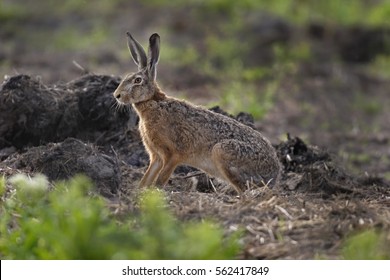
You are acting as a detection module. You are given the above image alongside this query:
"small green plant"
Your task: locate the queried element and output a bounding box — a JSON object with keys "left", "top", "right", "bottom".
{"left": 353, "top": 92, "right": 382, "bottom": 116}
{"left": 160, "top": 43, "right": 199, "bottom": 68}
{"left": 0, "top": 175, "right": 5, "bottom": 196}
{"left": 52, "top": 26, "right": 109, "bottom": 51}
{"left": 217, "top": 77, "right": 277, "bottom": 120}
{"left": 0, "top": 174, "right": 240, "bottom": 259}
{"left": 0, "top": 0, "right": 26, "bottom": 21}
{"left": 342, "top": 229, "right": 390, "bottom": 260}
{"left": 369, "top": 54, "right": 390, "bottom": 79}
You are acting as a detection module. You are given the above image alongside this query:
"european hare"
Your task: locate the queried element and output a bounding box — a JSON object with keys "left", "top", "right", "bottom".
{"left": 113, "top": 32, "right": 280, "bottom": 194}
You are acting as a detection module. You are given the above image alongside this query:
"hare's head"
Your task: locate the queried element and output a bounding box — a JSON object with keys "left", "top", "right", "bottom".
{"left": 114, "top": 32, "right": 160, "bottom": 104}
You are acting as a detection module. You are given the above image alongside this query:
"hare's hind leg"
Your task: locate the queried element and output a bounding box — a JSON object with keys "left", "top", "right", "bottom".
{"left": 211, "top": 141, "right": 246, "bottom": 194}
{"left": 139, "top": 155, "right": 163, "bottom": 188}
{"left": 212, "top": 140, "right": 267, "bottom": 194}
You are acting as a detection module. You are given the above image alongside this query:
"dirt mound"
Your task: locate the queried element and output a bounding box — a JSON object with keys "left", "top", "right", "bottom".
{"left": 276, "top": 134, "right": 353, "bottom": 196}
{"left": 5, "top": 138, "right": 121, "bottom": 197}
{"left": 0, "top": 74, "right": 136, "bottom": 150}
{"left": 0, "top": 75, "right": 64, "bottom": 148}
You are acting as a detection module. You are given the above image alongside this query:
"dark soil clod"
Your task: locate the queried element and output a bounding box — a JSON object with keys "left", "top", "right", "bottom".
{"left": 277, "top": 133, "right": 330, "bottom": 173}
{"left": 13, "top": 138, "right": 121, "bottom": 197}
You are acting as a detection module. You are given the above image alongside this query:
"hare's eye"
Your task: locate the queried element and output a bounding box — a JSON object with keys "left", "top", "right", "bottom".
{"left": 134, "top": 77, "right": 142, "bottom": 84}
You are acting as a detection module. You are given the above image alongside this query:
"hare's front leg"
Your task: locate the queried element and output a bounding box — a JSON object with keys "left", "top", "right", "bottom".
{"left": 155, "top": 156, "right": 181, "bottom": 187}
{"left": 139, "top": 155, "right": 163, "bottom": 188}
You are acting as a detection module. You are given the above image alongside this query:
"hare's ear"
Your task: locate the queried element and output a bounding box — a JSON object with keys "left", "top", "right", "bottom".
{"left": 148, "top": 33, "right": 160, "bottom": 80}
{"left": 126, "top": 32, "right": 147, "bottom": 70}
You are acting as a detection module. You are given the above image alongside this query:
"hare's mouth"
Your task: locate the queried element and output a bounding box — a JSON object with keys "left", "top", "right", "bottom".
{"left": 115, "top": 98, "right": 126, "bottom": 105}
{"left": 113, "top": 94, "right": 125, "bottom": 104}
{"left": 117, "top": 98, "right": 132, "bottom": 106}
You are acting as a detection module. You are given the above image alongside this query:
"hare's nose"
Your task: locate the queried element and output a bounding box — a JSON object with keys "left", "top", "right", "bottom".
{"left": 113, "top": 90, "right": 121, "bottom": 99}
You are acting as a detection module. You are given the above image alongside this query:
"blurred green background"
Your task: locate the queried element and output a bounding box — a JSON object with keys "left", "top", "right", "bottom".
{"left": 1, "top": 0, "right": 389, "bottom": 179}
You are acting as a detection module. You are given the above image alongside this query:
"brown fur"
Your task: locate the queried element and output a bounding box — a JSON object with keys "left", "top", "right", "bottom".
{"left": 113, "top": 33, "right": 280, "bottom": 194}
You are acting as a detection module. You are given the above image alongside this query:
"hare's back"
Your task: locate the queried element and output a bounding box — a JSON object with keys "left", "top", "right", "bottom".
{"left": 158, "top": 99, "right": 272, "bottom": 148}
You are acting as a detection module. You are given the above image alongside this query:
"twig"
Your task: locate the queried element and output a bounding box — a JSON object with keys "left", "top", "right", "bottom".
{"left": 180, "top": 171, "right": 205, "bottom": 179}
{"left": 209, "top": 178, "right": 217, "bottom": 193}
{"left": 72, "top": 60, "right": 90, "bottom": 74}
{"left": 275, "top": 205, "right": 294, "bottom": 220}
